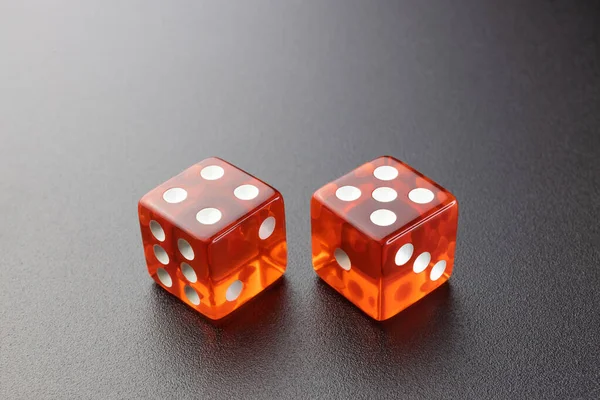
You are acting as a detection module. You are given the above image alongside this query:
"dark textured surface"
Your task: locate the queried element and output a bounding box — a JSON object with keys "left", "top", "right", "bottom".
{"left": 1, "top": 1, "right": 600, "bottom": 399}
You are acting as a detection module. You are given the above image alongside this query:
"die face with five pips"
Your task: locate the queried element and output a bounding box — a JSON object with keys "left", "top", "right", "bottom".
{"left": 311, "top": 156, "right": 458, "bottom": 321}
{"left": 138, "top": 157, "right": 287, "bottom": 320}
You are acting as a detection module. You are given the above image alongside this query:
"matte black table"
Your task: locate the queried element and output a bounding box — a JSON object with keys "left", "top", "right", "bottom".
{"left": 1, "top": 1, "right": 599, "bottom": 399}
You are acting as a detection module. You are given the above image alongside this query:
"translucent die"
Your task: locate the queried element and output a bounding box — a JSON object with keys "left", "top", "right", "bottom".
{"left": 311, "top": 156, "right": 458, "bottom": 321}
{"left": 139, "top": 157, "right": 287, "bottom": 320}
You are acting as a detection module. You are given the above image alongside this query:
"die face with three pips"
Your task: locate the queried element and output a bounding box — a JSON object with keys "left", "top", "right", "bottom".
{"left": 138, "top": 157, "right": 287, "bottom": 320}
{"left": 311, "top": 156, "right": 458, "bottom": 321}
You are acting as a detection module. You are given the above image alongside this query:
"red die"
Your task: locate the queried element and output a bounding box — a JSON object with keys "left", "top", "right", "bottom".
{"left": 138, "top": 158, "right": 287, "bottom": 320}
{"left": 311, "top": 156, "right": 459, "bottom": 320}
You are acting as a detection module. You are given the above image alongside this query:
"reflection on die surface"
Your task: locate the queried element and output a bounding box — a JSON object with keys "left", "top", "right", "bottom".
{"left": 138, "top": 157, "right": 287, "bottom": 320}
{"left": 311, "top": 155, "right": 459, "bottom": 321}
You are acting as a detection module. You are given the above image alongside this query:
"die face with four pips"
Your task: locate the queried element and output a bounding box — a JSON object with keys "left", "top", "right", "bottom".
{"left": 138, "top": 157, "right": 287, "bottom": 320}
{"left": 311, "top": 156, "right": 458, "bottom": 321}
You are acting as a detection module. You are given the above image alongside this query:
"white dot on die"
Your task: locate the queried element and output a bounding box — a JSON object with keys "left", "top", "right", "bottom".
{"left": 395, "top": 243, "right": 414, "bottom": 266}
{"left": 413, "top": 252, "right": 431, "bottom": 273}
{"left": 184, "top": 286, "right": 200, "bottom": 305}
{"left": 196, "top": 208, "right": 222, "bottom": 225}
{"left": 372, "top": 187, "right": 398, "bottom": 203}
{"left": 370, "top": 209, "right": 397, "bottom": 227}
{"left": 177, "top": 239, "right": 195, "bottom": 260}
{"left": 180, "top": 263, "right": 197, "bottom": 283}
{"left": 200, "top": 165, "right": 225, "bottom": 180}
{"left": 373, "top": 166, "right": 399, "bottom": 181}
{"left": 149, "top": 220, "right": 165, "bottom": 241}
{"left": 430, "top": 260, "right": 447, "bottom": 281}
{"left": 334, "top": 248, "right": 351, "bottom": 271}
{"left": 156, "top": 268, "right": 172, "bottom": 287}
{"left": 234, "top": 184, "right": 259, "bottom": 200}
{"left": 162, "top": 188, "right": 187, "bottom": 204}
{"left": 153, "top": 245, "right": 169, "bottom": 265}
{"left": 226, "top": 280, "right": 243, "bottom": 302}
{"left": 259, "top": 217, "right": 276, "bottom": 240}
{"left": 336, "top": 186, "right": 361, "bottom": 202}
{"left": 408, "top": 188, "right": 435, "bottom": 204}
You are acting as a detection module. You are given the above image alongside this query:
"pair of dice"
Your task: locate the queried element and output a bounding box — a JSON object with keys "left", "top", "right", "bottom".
{"left": 138, "top": 156, "right": 458, "bottom": 321}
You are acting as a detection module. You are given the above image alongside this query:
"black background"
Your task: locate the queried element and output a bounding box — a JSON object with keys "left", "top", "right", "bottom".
{"left": 1, "top": 1, "right": 599, "bottom": 399}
